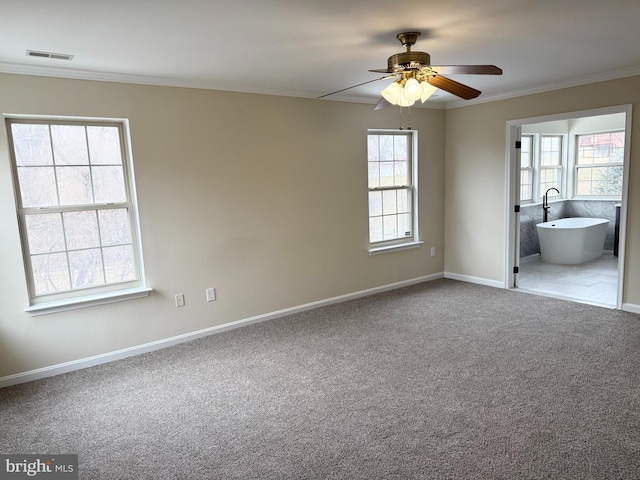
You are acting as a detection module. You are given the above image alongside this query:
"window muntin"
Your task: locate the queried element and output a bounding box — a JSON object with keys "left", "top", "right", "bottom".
{"left": 7, "top": 118, "right": 144, "bottom": 304}
{"left": 575, "top": 131, "right": 624, "bottom": 196}
{"left": 367, "top": 131, "right": 416, "bottom": 247}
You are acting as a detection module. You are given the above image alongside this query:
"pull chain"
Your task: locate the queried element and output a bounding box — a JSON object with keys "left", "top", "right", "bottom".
{"left": 398, "top": 106, "right": 413, "bottom": 130}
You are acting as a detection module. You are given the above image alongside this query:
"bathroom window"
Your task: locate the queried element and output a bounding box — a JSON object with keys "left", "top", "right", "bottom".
{"left": 520, "top": 135, "right": 533, "bottom": 202}
{"left": 539, "top": 135, "right": 563, "bottom": 200}
{"left": 367, "top": 130, "right": 420, "bottom": 253}
{"left": 6, "top": 116, "right": 149, "bottom": 314}
{"left": 575, "top": 131, "right": 624, "bottom": 196}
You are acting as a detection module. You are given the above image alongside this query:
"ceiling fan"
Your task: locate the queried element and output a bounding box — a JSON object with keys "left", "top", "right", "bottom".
{"left": 318, "top": 32, "right": 502, "bottom": 108}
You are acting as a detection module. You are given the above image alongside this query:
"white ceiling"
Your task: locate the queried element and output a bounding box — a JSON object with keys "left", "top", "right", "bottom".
{"left": 2, "top": 0, "right": 640, "bottom": 108}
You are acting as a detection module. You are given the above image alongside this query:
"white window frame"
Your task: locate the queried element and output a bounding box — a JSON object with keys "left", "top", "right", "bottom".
{"left": 5, "top": 115, "right": 150, "bottom": 316}
{"left": 574, "top": 130, "right": 625, "bottom": 198}
{"left": 367, "top": 129, "right": 422, "bottom": 255}
{"left": 519, "top": 134, "right": 534, "bottom": 203}
{"left": 538, "top": 134, "right": 564, "bottom": 201}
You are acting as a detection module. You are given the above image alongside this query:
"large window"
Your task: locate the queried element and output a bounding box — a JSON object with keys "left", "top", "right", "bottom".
{"left": 575, "top": 131, "right": 624, "bottom": 196}
{"left": 367, "top": 130, "right": 419, "bottom": 252}
{"left": 6, "top": 117, "right": 147, "bottom": 311}
{"left": 519, "top": 134, "right": 564, "bottom": 203}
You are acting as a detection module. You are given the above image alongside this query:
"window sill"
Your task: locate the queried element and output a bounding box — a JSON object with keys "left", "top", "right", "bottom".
{"left": 369, "top": 241, "right": 423, "bottom": 256}
{"left": 25, "top": 286, "right": 153, "bottom": 317}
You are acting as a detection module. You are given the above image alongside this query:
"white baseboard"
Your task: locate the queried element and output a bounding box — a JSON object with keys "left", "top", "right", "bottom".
{"left": 444, "top": 272, "right": 505, "bottom": 289}
{"left": 0, "top": 272, "right": 444, "bottom": 388}
{"left": 622, "top": 303, "right": 640, "bottom": 314}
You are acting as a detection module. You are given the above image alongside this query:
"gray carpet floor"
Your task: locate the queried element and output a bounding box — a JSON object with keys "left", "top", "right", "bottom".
{"left": 1, "top": 279, "right": 640, "bottom": 479}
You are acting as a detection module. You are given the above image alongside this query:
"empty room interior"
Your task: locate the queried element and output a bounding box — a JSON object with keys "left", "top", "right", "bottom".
{"left": 1, "top": 1, "right": 640, "bottom": 478}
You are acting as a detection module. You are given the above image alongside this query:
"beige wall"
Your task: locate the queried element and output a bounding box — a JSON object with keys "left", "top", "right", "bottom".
{"left": 0, "top": 73, "right": 445, "bottom": 378}
{"left": 444, "top": 75, "right": 640, "bottom": 306}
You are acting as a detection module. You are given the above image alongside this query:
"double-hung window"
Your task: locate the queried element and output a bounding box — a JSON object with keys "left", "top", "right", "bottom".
{"left": 575, "top": 131, "right": 624, "bottom": 196}
{"left": 519, "top": 135, "right": 534, "bottom": 202}
{"left": 367, "top": 130, "right": 420, "bottom": 254}
{"left": 539, "top": 135, "right": 563, "bottom": 199}
{"left": 6, "top": 117, "right": 148, "bottom": 314}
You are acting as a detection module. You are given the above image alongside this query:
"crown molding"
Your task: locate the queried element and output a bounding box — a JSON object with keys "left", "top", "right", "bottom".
{"left": 445, "top": 65, "right": 640, "bottom": 109}
{"left": 2, "top": 61, "right": 639, "bottom": 111}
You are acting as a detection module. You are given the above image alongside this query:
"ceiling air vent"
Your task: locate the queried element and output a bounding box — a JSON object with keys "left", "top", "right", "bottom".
{"left": 26, "top": 50, "right": 74, "bottom": 61}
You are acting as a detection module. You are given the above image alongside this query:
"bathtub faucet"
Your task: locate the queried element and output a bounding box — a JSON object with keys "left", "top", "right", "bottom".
{"left": 542, "top": 188, "right": 560, "bottom": 222}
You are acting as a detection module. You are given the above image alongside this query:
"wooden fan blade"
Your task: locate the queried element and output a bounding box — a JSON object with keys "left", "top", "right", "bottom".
{"left": 430, "top": 65, "right": 502, "bottom": 75}
{"left": 427, "top": 75, "right": 481, "bottom": 100}
{"left": 374, "top": 97, "right": 391, "bottom": 110}
{"left": 317, "top": 75, "right": 395, "bottom": 99}
{"left": 369, "top": 68, "right": 405, "bottom": 74}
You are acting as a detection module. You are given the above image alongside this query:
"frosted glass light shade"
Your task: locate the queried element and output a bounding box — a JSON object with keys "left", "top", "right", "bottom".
{"left": 396, "top": 94, "right": 414, "bottom": 107}
{"left": 381, "top": 82, "right": 403, "bottom": 104}
{"left": 402, "top": 78, "right": 423, "bottom": 101}
{"left": 420, "top": 82, "right": 438, "bottom": 102}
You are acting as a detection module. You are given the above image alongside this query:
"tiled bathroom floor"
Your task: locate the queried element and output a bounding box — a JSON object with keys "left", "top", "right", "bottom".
{"left": 517, "top": 253, "right": 618, "bottom": 308}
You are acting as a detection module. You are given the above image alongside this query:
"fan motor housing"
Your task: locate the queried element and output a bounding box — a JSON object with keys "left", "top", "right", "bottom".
{"left": 388, "top": 51, "right": 431, "bottom": 71}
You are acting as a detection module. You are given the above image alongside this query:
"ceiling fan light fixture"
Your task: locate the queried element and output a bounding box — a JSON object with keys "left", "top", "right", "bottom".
{"left": 420, "top": 82, "right": 438, "bottom": 102}
{"left": 381, "top": 81, "right": 403, "bottom": 104}
{"left": 402, "top": 77, "right": 423, "bottom": 101}
{"left": 396, "top": 93, "right": 415, "bottom": 107}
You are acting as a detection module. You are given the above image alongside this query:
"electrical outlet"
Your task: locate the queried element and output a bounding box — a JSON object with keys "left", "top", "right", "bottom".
{"left": 175, "top": 293, "right": 185, "bottom": 307}
{"left": 431, "top": 247, "right": 436, "bottom": 257}
{"left": 206, "top": 288, "right": 216, "bottom": 302}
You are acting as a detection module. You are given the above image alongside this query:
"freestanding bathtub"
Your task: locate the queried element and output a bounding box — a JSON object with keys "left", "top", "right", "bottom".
{"left": 536, "top": 217, "right": 609, "bottom": 264}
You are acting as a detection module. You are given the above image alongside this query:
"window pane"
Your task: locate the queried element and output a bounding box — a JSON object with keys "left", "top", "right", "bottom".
{"left": 92, "top": 166, "right": 126, "bottom": 203}
{"left": 398, "top": 213, "right": 412, "bottom": 237}
{"left": 379, "top": 162, "right": 394, "bottom": 187}
{"left": 17, "top": 167, "right": 58, "bottom": 207}
{"left": 367, "top": 135, "right": 379, "bottom": 162}
{"left": 98, "top": 209, "right": 132, "bottom": 246}
{"left": 368, "top": 191, "right": 382, "bottom": 217}
{"left": 607, "top": 166, "right": 623, "bottom": 195}
{"left": 31, "top": 252, "right": 70, "bottom": 295}
{"left": 369, "top": 217, "right": 383, "bottom": 243}
{"left": 368, "top": 163, "right": 380, "bottom": 188}
{"left": 394, "top": 161, "right": 408, "bottom": 185}
{"left": 51, "top": 125, "right": 89, "bottom": 165}
{"left": 57, "top": 166, "right": 93, "bottom": 205}
{"left": 382, "top": 189, "right": 397, "bottom": 215}
{"left": 383, "top": 215, "right": 398, "bottom": 240}
{"left": 11, "top": 124, "right": 53, "bottom": 166}
{"left": 25, "top": 213, "right": 66, "bottom": 255}
{"left": 87, "top": 126, "right": 123, "bottom": 165}
{"left": 64, "top": 211, "right": 100, "bottom": 250}
{"left": 394, "top": 135, "right": 407, "bottom": 160}
{"left": 69, "top": 249, "right": 105, "bottom": 289}
{"left": 103, "top": 245, "right": 136, "bottom": 283}
{"left": 397, "top": 189, "right": 411, "bottom": 214}
{"left": 379, "top": 136, "right": 394, "bottom": 161}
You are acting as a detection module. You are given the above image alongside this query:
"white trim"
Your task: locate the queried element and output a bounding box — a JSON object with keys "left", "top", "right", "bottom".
{"left": 0, "top": 273, "right": 444, "bottom": 388}
{"left": 505, "top": 105, "right": 632, "bottom": 310}
{"left": 369, "top": 241, "right": 423, "bottom": 255}
{"left": 25, "top": 287, "right": 153, "bottom": 317}
{"left": 2, "top": 61, "right": 639, "bottom": 111}
{"left": 444, "top": 272, "right": 504, "bottom": 289}
{"left": 446, "top": 65, "right": 640, "bottom": 109}
{"left": 622, "top": 303, "right": 640, "bottom": 314}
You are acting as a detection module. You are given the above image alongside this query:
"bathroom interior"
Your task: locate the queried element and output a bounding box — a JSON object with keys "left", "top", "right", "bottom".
{"left": 517, "top": 112, "right": 625, "bottom": 308}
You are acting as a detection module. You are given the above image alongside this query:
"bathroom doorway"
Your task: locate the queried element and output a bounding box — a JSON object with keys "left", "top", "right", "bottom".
{"left": 505, "top": 105, "right": 632, "bottom": 309}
